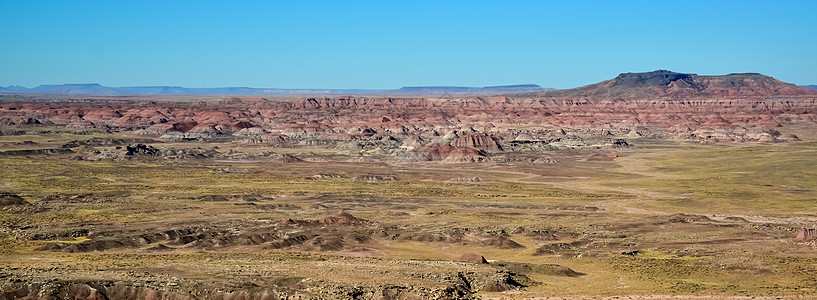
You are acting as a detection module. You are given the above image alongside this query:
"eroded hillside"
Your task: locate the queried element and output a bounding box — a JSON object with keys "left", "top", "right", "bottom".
{"left": 2, "top": 71, "right": 817, "bottom": 299}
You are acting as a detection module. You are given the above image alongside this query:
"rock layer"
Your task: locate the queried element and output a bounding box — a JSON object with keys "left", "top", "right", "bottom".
{"left": 1, "top": 71, "right": 814, "bottom": 156}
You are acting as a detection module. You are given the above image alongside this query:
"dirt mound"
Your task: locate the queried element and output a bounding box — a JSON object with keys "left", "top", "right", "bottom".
{"left": 38, "top": 225, "right": 288, "bottom": 253}
{"left": 0, "top": 148, "right": 74, "bottom": 156}
{"left": 495, "top": 261, "right": 585, "bottom": 277}
{"left": 272, "top": 153, "right": 302, "bottom": 163}
{"left": 319, "top": 211, "right": 370, "bottom": 225}
{"left": 1, "top": 140, "right": 37, "bottom": 146}
{"left": 513, "top": 133, "right": 538, "bottom": 142}
{"left": 0, "top": 282, "right": 196, "bottom": 300}
{"left": 533, "top": 240, "right": 590, "bottom": 257}
{"left": 311, "top": 236, "right": 345, "bottom": 251}
{"left": 0, "top": 129, "right": 26, "bottom": 136}
{"left": 0, "top": 287, "right": 29, "bottom": 299}
{"left": 281, "top": 211, "right": 371, "bottom": 227}
{"left": 442, "top": 147, "right": 489, "bottom": 163}
{"left": 724, "top": 216, "right": 749, "bottom": 223}
{"left": 38, "top": 238, "right": 143, "bottom": 253}
{"left": 482, "top": 236, "right": 524, "bottom": 249}
{"left": 665, "top": 213, "right": 713, "bottom": 223}
{"left": 103, "top": 283, "right": 196, "bottom": 300}
{"left": 61, "top": 137, "right": 153, "bottom": 148}
{"left": 399, "top": 135, "right": 426, "bottom": 150}
{"left": 266, "top": 234, "right": 313, "bottom": 249}
{"left": 480, "top": 272, "right": 523, "bottom": 292}
{"left": 395, "top": 151, "right": 432, "bottom": 162}
{"left": 239, "top": 133, "right": 290, "bottom": 146}
{"left": 0, "top": 279, "right": 472, "bottom": 300}
{"left": 69, "top": 284, "right": 108, "bottom": 300}
{"left": 0, "top": 193, "right": 27, "bottom": 207}
{"left": 414, "top": 144, "right": 453, "bottom": 161}
{"left": 145, "top": 244, "right": 174, "bottom": 251}
{"left": 76, "top": 145, "right": 291, "bottom": 161}
{"left": 194, "top": 194, "right": 274, "bottom": 202}
{"left": 456, "top": 253, "right": 488, "bottom": 264}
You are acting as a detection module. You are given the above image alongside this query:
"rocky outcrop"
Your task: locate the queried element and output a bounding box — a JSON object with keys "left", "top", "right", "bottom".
{"left": 495, "top": 262, "right": 585, "bottom": 277}
{"left": 280, "top": 211, "right": 372, "bottom": 227}
{"left": 399, "top": 135, "right": 425, "bottom": 150}
{"left": 450, "top": 133, "right": 502, "bottom": 152}
{"left": 1, "top": 71, "right": 815, "bottom": 151}
{"left": 479, "top": 272, "right": 524, "bottom": 292}
{"left": 794, "top": 228, "right": 817, "bottom": 242}
{"left": 0, "top": 279, "right": 478, "bottom": 300}
{"left": 413, "top": 144, "right": 453, "bottom": 161}
{"left": 0, "top": 282, "right": 195, "bottom": 300}
{"left": 442, "top": 148, "right": 490, "bottom": 163}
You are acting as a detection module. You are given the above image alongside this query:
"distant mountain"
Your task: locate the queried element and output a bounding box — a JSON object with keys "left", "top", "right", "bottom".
{"left": 0, "top": 85, "right": 30, "bottom": 93}
{"left": 29, "top": 83, "right": 118, "bottom": 95}
{"left": 531, "top": 70, "right": 817, "bottom": 99}
{"left": 0, "top": 84, "right": 549, "bottom": 96}
{"left": 806, "top": 85, "right": 817, "bottom": 91}
{"left": 396, "top": 84, "right": 549, "bottom": 96}
{"left": 0, "top": 84, "right": 387, "bottom": 96}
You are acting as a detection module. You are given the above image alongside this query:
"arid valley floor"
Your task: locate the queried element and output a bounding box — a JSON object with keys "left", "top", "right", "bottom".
{"left": 2, "top": 71, "right": 817, "bottom": 299}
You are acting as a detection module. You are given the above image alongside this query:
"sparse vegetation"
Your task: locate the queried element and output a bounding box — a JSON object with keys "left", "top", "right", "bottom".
{"left": 2, "top": 125, "right": 817, "bottom": 299}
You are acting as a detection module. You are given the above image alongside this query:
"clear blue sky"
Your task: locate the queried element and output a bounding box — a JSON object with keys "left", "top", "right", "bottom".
{"left": 1, "top": 1, "right": 815, "bottom": 89}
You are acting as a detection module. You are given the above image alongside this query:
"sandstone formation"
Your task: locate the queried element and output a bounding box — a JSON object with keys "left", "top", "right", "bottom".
{"left": 794, "top": 228, "right": 817, "bottom": 242}
{"left": 450, "top": 133, "right": 502, "bottom": 152}
{"left": 1, "top": 71, "right": 814, "bottom": 158}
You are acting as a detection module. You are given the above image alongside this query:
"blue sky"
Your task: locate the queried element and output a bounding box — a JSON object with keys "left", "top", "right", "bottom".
{"left": 1, "top": 1, "right": 815, "bottom": 89}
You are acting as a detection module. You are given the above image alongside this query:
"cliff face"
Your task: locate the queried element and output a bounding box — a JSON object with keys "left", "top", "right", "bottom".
{"left": 3, "top": 93, "right": 813, "bottom": 132}
{"left": 536, "top": 70, "right": 817, "bottom": 99}
{"left": 1, "top": 71, "right": 815, "bottom": 148}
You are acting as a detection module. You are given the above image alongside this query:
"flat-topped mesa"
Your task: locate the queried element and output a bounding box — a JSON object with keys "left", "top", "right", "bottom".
{"left": 537, "top": 70, "right": 817, "bottom": 99}
{"left": 611, "top": 70, "right": 698, "bottom": 88}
